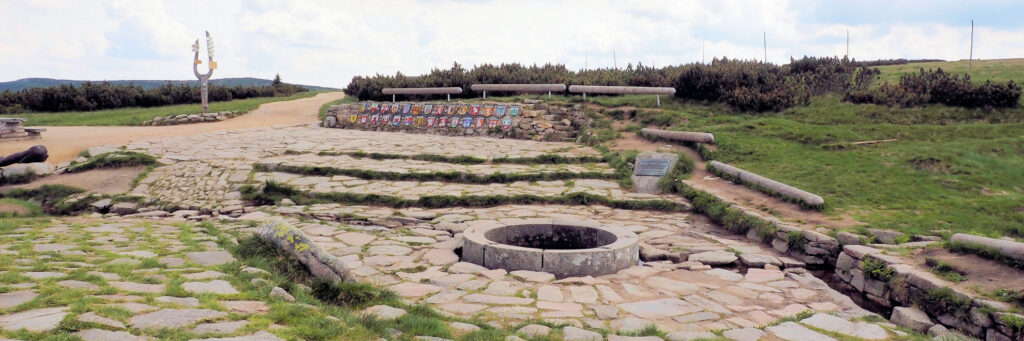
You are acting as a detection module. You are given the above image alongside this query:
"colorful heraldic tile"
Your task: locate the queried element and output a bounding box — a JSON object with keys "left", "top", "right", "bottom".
{"left": 358, "top": 102, "right": 368, "bottom": 113}
{"left": 474, "top": 117, "right": 485, "bottom": 128}
{"left": 358, "top": 115, "right": 369, "bottom": 124}
{"left": 427, "top": 116, "right": 436, "bottom": 127}
{"left": 392, "top": 115, "right": 402, "bottom": 126}
{"left": 487, "top": 117, "right": 498, "bottom": 128}
{"left": 495, "top": 105, "right": 507, "bottom": 117}
{"left": 382, "top": 114, "right": 391, "bottom": 125}
{"left": 501, "top": 117, "right": 512, "bottom": 131}
{"left": 414, "top": 117, "right": 423, "bottom": 127}
{"left": 349, "top": 114, "right": 358, "bottom": 123}
{"left": 370, "top": 114, "right": 379, "bottom": 125}
{"left": 369, "top": 103, "right": 379, "bottom": 113}
{"left": 462, "top": 117, "right": 473, "bottom": 128}
{"left": 470, "top": 105, "right": 480, "bottom": 116}
{"left": 402, "top": 104, "right": 411, "bottom": 114}
{"left": 412, "top": 105, "right": 422, "bottom": 115}
{"left": 447, "top": 105, "right": 457, "bottom": 115}
{"left": 391, "top": 104, "right": 400, "bottom": 114}
{"left": 459, "top": 105, "right": 470, "bottom": 115}
{"left": 450, "top": 116, "right": 460, "bottom": 128}
{"left": 422, "top": 104, "right": 433, "bottom": 115}
{"left": 381, "top": 103, "right": 391, "bottom": 113}
{"left": 482, "top": 105, "right": 494, "bottom": 117}
{"left": 438, "top": 117, "right": 448, "bottom": 126}
{"left": 434, "top": 105, "right": 444, "bottom": 115}
{"left": 509, "top": 106, "right": 520, "bottom": 117}
{"left": 403, "top": 115, "right": 413, "bottom": 126}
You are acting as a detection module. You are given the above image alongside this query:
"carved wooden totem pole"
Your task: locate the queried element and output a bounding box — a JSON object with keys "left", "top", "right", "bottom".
{"left": 192, "top": 31, "right": 217, "bottom": 113}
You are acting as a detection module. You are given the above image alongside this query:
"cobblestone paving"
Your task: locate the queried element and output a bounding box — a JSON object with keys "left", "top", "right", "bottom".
{"left": 2, "top": 126, "right": 917, "bottom": 340}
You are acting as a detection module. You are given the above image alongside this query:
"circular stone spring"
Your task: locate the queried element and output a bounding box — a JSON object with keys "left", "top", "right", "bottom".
{"left": 462, "top": 219, "right": 639, "bottom": 278}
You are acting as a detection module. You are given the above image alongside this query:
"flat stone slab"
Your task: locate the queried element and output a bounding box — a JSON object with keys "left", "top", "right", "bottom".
{"left": 0, "top": 306, "right": 68, "bottom": 332}
{"left": 510, "top": 270, "right": 555, "bottom": 283}
{"left": 186, "top": 251, "right": 236, "bottom": 266}
{"left": 462, "top": 294, "right": 534, "bottom": 305}
{"left": 193, "top": 320, "right": 248, "bottom": 334}
{"left": 75, "top": 329, "right": 148, "bottom": 341}
{"left": 58, "top": 280, "right": 100, "bottom": 290}
{"left": 765, "top": 321, "right": 836, "bottom": 341}
{"left": 688, "top": 251, "right": 738, "bottom": 265}
{"left": 183, "top": 280, "right": 240, "bottom": 295}
{"left": 32, "top": 243, "right": 76, "bottom": 252}
{"left": 157, "top": 296, "right": 201, "bottom": 307}
{"left": 23, "top": 271, "right": 65, "bottom": 279}
{"left": 129, "top": 308, "right": 227, "bottom": 329}
{"left": 617, "top": 298, "right": 701, "bottom": 319}
{"left": 0, "top": 290, "right": 38, "bottom": 309}
{"left": 190, "top": 331, "right": 285, "bottom": 340}
{"left": 221, "top": 300, "right": 270, "bottom": 314}
{"left": 722, "top": 328, "right": 766, "bottom": 341}
{"left": 563, "top": 326, "right": 602, "bottom": 341}
{"left": 801, "top": 313, "right": 888, "bottom": 340}
{"left": 364, "top": 305, "right": 407, "bottom": 319}
{"left": 76, "top": 311, "right": 126, "bottom": 329}
{"left": 111, "top": 281, "right": 166, "bottom": 294}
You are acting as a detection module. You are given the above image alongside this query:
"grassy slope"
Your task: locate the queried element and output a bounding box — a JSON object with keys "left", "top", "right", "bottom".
{"left": 526, "top": 90, "right": 1024, "bottom": 238}
{"left": 18, "top": 91, "right": 318, "bottom": 126}
{"left": 318, "top": 95, "right": 358, "bottom": 121}
{"left": 874, "top": 58, "right": 1024, "bottom": 85}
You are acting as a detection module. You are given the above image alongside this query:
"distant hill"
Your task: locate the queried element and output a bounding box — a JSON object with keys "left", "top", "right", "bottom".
{"left": 0, "top": 77, "right": 336, "bottom": 92}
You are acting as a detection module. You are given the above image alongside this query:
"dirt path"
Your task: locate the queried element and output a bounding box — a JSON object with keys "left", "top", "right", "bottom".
{"left": 612, "top": 132, "right": 861, "bottom": 229}
{"left": 0, "top": 166, "right": 145, "bottom": 195}
{"left": 0, "top": 92, "right": 344, "bottom": 164}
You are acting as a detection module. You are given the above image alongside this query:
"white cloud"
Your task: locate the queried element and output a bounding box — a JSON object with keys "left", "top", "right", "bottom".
{"left": 0, "top": 0, "right": 1021, "bottom": 87}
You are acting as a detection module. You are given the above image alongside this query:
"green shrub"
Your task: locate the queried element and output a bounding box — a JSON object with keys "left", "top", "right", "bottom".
{"left": 845, "top": 68, "right": 1021, "bottom": 108}
{"left": 919, "top": 287, "right": 973, "bottom": 320}
{"left": 861, "top": 257, "right": 894, "bottom": 281}
{"left": 786, "top": 231, "right": 806, "bottom": 252}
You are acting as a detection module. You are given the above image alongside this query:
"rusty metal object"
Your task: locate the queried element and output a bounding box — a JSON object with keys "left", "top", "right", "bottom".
{"left": 641, "top": 128, "right": 715, "bottom": 144}
{"left": 382, "top": 87, "right": 463, "bottom": 95}
{"left": 470, "top": 84, "right": 566, "bottom": 92}
{"left": 568, "top": 85, "right": 676, "bottom": 95}
{"left": 708, "top": 160, "right": 825, "bottom": 208}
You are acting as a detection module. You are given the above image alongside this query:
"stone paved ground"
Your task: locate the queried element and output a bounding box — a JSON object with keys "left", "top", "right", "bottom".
{"left": 0, "top": 126, "right": 931, "bottom": 340}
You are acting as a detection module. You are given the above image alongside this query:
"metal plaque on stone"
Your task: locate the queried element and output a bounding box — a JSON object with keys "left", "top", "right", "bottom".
{"left": 635, "top": 158, "right": 672, "bottom": 176}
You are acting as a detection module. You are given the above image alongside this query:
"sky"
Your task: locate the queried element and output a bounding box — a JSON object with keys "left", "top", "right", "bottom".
{"left": 1, "top": 0, "right": 1022, "bottom": 88}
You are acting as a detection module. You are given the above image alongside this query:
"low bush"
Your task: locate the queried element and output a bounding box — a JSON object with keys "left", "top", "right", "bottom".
{"left": 919, "top": 287, "right": 973, "bottom": 321}
{"left": 844, "top": 68, "right": 1021, "bottom": 108}
{"left": 861, "top": 257, "right": 894, "bottom": 281}
{"left": 311, "top": 279, "right": 398, "bottom": 308}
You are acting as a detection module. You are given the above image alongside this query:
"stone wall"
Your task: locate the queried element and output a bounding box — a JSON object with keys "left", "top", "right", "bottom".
{"left": 323, "top": 100, "right": 589, "bottom": 142}
{"left": 142, "top": 111, "right": 240, "bottom": 126}
{"left": 833, "top": 244, "right": 1024, "bottom": 340}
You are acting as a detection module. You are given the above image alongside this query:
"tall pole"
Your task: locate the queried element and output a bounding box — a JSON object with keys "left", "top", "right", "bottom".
{"left": 613, "top": 50, "right": 617, "bottom": 69}
{"left": 585, "top": 51, "right": 588, "bottom": 71}
{"left": 846, "top": 29, "right": 850, "bottom": 59}
{"left": 969, "top": 20, "right": 974, "bottom": 73}
{"left": 702, "top": 39, "right": 705, "bottom": 64}
{"left": 763, "top": 32, "right": 767, "bottom": 63}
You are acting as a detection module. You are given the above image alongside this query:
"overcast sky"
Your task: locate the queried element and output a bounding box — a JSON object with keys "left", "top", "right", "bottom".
{"left": 2, "top": 0, "right": 1022, "bottom": 88}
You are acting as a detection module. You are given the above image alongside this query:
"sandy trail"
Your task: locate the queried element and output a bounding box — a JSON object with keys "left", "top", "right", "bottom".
{"left": 0, "top": 92, "right": 344, "bottom": 164}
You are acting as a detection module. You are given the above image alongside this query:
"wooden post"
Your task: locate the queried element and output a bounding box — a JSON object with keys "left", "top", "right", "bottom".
{"left": 969, "top": 19, "right": 974, "bottom": 73}
{"left": 656, "top": 94, "right": 661, "bottom": 107}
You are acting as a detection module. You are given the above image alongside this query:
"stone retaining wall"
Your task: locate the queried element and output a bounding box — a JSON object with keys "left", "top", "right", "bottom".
{"left": 833, "top": 244, "right": 1024, "bottom": 340}
{"left": 142, "top": 111, "right": 241, "bottom": 126}
{"left": 323, "top": 100, "right": 589, "bottom": 142}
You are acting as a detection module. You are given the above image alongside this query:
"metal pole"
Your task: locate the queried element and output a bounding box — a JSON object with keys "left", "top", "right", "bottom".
{"left": 656, "top": 94, "right": 660, "bottom": 107}
{"left": 763, "top": 32, "right": 767, "bottom": 63}
{"left": 447, "top": 94, "right": 450, "bottom": 102}
{"left": 583, "top": 93, "right": 586, "bottom": 102}
{"left": 392, "top": 94, "right": 395, "bottom": 103}
{"left": 483, "top": 91, "right": 486, "bottom": 99}
{"left": 547, "top": 91, "right": 551, "bottom": 99}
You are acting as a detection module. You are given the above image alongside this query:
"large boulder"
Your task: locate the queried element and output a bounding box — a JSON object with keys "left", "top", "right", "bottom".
{"left": 890, "top": 306, "right": 934, "bottom": 332}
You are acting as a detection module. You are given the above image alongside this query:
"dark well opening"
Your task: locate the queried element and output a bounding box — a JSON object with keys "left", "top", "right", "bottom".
{"left": 484, "top": 224, "right": 617, "bottom": 250}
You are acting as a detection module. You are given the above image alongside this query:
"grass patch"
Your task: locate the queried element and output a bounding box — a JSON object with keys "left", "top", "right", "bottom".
{"left": 1, "top": 184, "right": 86, "bottom": 215}
{"left": 241, "top": 180, "right": 688, "bottom": 212}
{"left": 64, "top": 151, "right": 158, "bottom": 173}
{"left": 919, "top": 287, "right": 973, "bottom": 321}
{"left": 924, "top": 257, "right": 967, "bottom": 282}
{"left": 948, "top": 241, "right": 1024, "bottom": 270}
{"left": 311, "top": 280, "right": 399, "bottom": 308}
{"left": 260, "top": 163, "right": 619, "bottom": 184}
{"left": 20, "top": 91, "right": 318, "bottom": 126}
{"left": 318, "top": 95, "right": 358, "bottom": 121}
{"left": 0, "top": 198, "right": 44, "bottom": 218}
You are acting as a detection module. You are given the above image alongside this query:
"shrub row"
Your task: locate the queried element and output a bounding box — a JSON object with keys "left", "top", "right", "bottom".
{"left": 259, "top": 163, "right": 619, "bottom": 184}
{"left": 0, "top": 82, "right": 307, "bottom": 114}
{"left": 241, "top": 181, "right": 689, "bottom": 212}
{"left": 844, "top": 68, "right": 1021, "bottom": 108}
